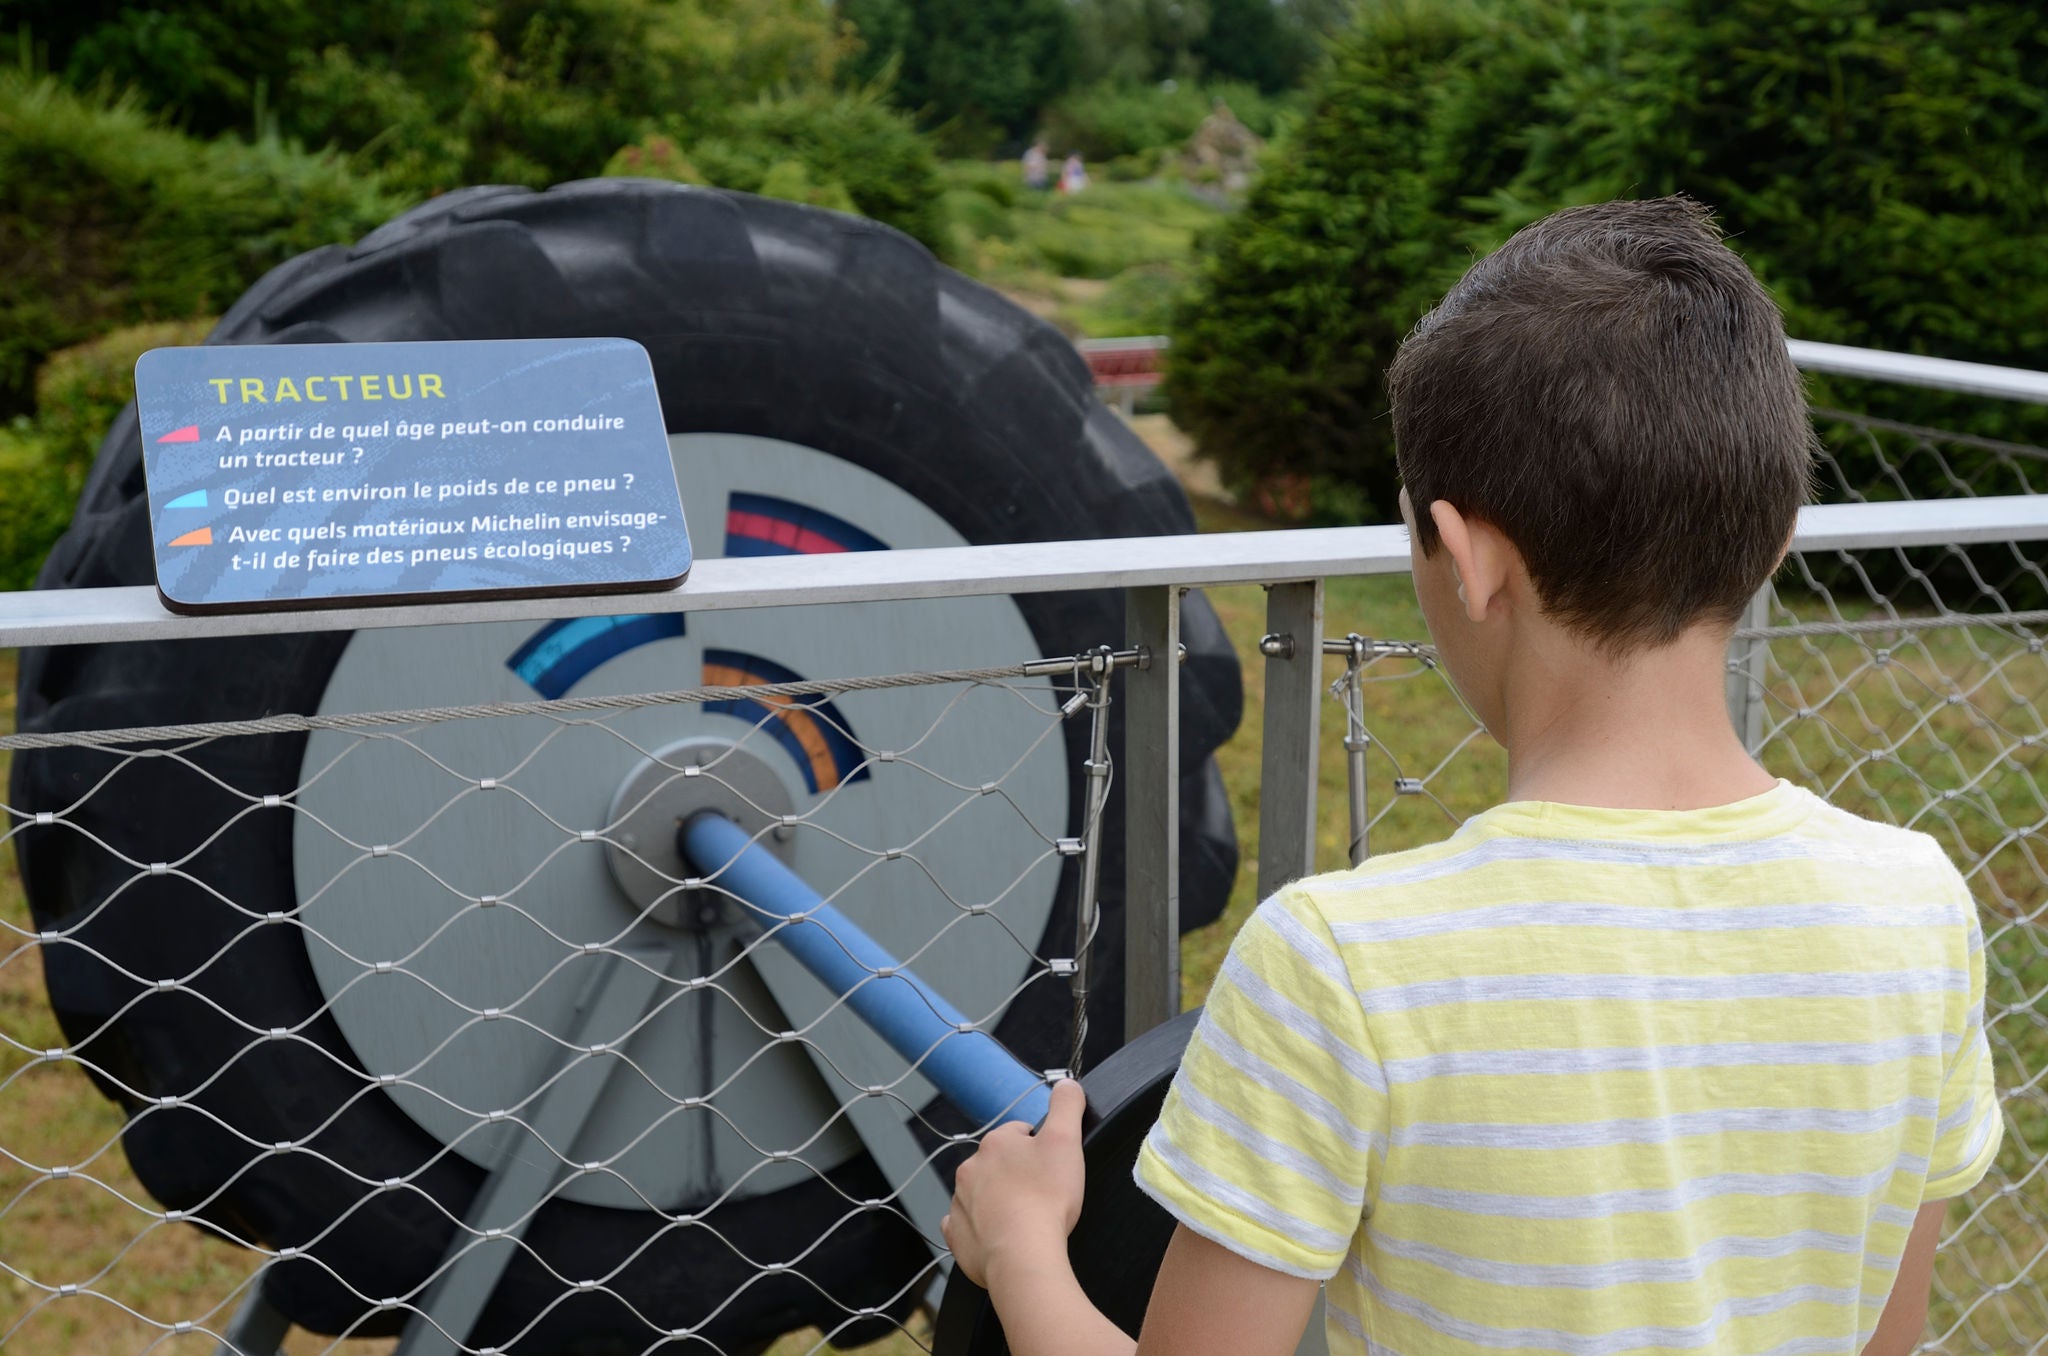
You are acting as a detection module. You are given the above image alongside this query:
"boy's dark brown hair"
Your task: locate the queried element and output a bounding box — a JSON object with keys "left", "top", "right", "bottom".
{"left": 1388, "top": 195, "right": 1815, "bottom": 650}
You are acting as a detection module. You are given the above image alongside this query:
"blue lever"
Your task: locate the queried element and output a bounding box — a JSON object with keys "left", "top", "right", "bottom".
{"left": 679, "top": 811, "right": 1053, "bottom": 1129}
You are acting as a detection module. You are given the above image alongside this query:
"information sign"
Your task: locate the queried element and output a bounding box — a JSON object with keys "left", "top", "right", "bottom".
{"left": 135, "top": 337, "right": 691, "bottom": 614}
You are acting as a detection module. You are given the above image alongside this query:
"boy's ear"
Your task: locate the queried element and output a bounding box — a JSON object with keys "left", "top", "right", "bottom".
{"left": 1428, "top": 500, "right": 1515, "bottom": 625}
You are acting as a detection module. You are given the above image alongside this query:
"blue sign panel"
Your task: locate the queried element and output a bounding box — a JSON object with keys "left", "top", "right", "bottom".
{"left": 135, "top": 338, "right": 691, "bottom": 614}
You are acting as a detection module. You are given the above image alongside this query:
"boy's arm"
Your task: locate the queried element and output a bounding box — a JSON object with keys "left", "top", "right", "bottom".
{"left": 944, "top": 1081, "right": 1320, "bottom": 1356}
{"left": 1860, "top": 1199, "right": 1945, "bottom": 1356}
{"left": 1138, "top": 1225, "right": 1321, "bottom": 1356}
{"left": 1867, "top": 888, "right": 1997, "bottom": 1355}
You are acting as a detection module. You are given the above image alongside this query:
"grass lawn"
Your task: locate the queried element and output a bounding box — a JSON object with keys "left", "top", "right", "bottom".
{"left": 3, "top": 493, "right": 2045, "bottom": 1352}
{"left": 940, "top": 164, "right": 1227, "bottom": 339}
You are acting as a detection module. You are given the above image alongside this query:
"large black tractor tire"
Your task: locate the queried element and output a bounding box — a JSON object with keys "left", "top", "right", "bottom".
{"left": 11, "top": 181, "right": 1241, "bottom": 1352}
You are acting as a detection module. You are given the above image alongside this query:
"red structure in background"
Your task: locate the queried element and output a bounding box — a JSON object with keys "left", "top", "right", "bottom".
{"left": 1078, "top": 336, "right": 1169, "bottom": 415}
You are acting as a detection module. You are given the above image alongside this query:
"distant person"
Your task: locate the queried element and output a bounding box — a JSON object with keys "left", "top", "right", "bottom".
{"left": 1022, "top": 140, "right": 1050, "bottom": 192}
{"left": 943, "top": 197, "right": 1997, "bottom": 1356}
{"left": 1058, "top": 153, "right": 1088, "bottom": 195}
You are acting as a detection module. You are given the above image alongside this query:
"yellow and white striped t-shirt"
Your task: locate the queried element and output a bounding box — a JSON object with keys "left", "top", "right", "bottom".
{"left": 1135, "top": 782, "right": 2000, "bottom": 1355}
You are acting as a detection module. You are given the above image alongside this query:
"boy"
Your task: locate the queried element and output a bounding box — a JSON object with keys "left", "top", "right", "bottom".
{"left": 941, "top": 197, "right": 2000, "bottom": 1355}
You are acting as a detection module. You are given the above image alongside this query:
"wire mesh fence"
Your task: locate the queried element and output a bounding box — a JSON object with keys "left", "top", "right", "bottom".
{"left": 5, "top": 404, "right": 2048, "bottom": 1354}
{"left": 0, "top": 651, "right": 1121, "bottom": 1355}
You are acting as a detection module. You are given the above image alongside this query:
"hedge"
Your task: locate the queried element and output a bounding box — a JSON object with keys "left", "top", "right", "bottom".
{"left": 0, "top": 73, "right": 403, "bottom": 418}
{"left": 1168, "top": 0, "right": 2048, "bottom": 522}
{"left": 0, "top": 320, "right": 217, "bottom": 591}
{"left": 606, "top": 90, "right": 949, "bottom": 253}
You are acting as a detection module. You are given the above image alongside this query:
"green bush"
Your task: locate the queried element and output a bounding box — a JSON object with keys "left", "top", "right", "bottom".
{"left": 1069, "top": 0, "right": 1343, "bottom": 93}
{"left": 1042, "top": 80, "right": 1293, "bottom": 162}
{"left": 1169, "top": 0, "right": 2048, "bottom": 522}
{"left": 651, "top": 89, "right": 951, "bottom": 252}
{"left": 0, "top": 73, "right": 403, "bottom": 418}
{"left": 939, "top": 160, "right": 1020, "bottom": 210}
{"left": 34, "top": 320, "right": 216, "bottom": 474}
{"left": 0, "top": 319, "right": 217, "bottom": 591}
{"left": 12, "top": 0, "right": 854, "bottom": 195}
{"left": 756, "top": 159, "right": 858, "bottom": 214}
{"left": 601, "top": 135, "right": 705, "bottom": 185}
{"left": 0, "top": 420, "right": 82, "bottom": 592}
{"left": 841, "top": 0, "right": 1078, "bottom": 148}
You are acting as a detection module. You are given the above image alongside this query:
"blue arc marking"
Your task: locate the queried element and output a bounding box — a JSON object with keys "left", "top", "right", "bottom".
{"left": 506, "top": 493, "right": 884, "bottom": 786}
{"left": 166, "top": 489, "right": 209, "bottom": 510}
{"left": 508, "top": 614, "right": 687, "bottom": 700}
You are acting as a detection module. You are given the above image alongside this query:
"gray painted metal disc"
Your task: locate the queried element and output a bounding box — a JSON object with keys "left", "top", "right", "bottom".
{"left": 296, "top": 435, "right": 1068, "bottom": 1210}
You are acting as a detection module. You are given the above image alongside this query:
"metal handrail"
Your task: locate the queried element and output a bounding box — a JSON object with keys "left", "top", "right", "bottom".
{"left": 1, "top": 496, "right": 2045, "bottom": 650}
{"left": 1076, "top": 333, "right": 2048, "bottom": 406}
{"left": 1787, "top": 339, "right": 2048, "bottom": 405}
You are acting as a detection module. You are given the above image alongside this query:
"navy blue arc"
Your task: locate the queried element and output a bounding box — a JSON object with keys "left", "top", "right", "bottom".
{"left": 679, "top": 811, "right": 1053, "bottom": 1130}
{"left": 508, "top": 613, "right": 687, "bottom": 699}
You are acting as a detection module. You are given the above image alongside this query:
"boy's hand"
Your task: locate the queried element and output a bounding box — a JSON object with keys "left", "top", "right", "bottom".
{"left": 942, "top": 1079, "right": 1088, "bottom": 1289}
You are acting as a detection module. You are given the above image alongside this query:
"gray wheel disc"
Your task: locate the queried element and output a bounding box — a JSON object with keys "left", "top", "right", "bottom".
{"left": 297, "top": 435, "right": 1069, "bottom": 1210}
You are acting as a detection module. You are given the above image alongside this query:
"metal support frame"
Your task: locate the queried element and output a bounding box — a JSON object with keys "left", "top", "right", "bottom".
{"left": 1328, "top": 636, "right": 1372, "bottom": 868}
{"left": 214, "top": 1278, "right": 292, "bottom": 1356}
{"left": 1069, "top": 652, "right": 1115, "bottom": 1071}
{"left": 215, "top": 953, "right": 667, "bottom": 1356}
{"left": 743, "top": 962, "right": 959, "bottom": 1300}
{"left": 1257, "top": 582, "right": 1325, "bottom": 899}
{"left": 1725, "top": 585, "right": 1774, "bottom": 755}
{"left": 1124, "top": 587, "right": 1181, "bottom": 1041}
{"left": 393, "top": 949, "right": 669, "bottom": 1356}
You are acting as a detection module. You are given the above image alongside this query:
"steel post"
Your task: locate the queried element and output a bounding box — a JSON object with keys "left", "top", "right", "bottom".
{"left": 1258, "top": 582, "right": 1325, "bottom": 899}
{"left": 1123, "top": 587, "right": 1181, "bottom": 1042}
{"left": 214, "top": 1274, "right": 292, "bottom": 1356}
{"left": 1725, "top": 585, "right": 1774, "bottom": 754}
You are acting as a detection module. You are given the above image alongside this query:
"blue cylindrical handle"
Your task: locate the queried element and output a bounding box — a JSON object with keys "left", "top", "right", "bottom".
{"left": 680, "top": 812, "right": 1052, "bottom": 1128}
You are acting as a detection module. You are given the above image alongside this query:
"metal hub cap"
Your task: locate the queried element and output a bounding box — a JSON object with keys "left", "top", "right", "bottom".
{"left": 604, "top": 738, "right": 794, "bottom": 929}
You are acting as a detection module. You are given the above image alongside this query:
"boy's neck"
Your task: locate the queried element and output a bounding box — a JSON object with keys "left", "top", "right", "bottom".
{"left": 1494, "top": 623, "right": 1776, "bottom": 812}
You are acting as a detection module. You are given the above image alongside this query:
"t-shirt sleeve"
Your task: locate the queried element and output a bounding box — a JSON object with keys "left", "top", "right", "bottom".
{"left": 1133, "top": 888, "right": 1386, "bottom": 1279}
{"left": 1925, "top": 901, "right": 2002, "bottom": 1200}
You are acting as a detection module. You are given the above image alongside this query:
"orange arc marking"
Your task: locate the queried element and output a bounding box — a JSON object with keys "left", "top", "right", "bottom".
{"left": 168, "top": 526, "right": 213, "bottom": 547}
{"left": 703, "top": 663, "right": 842, "bottom": 791}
